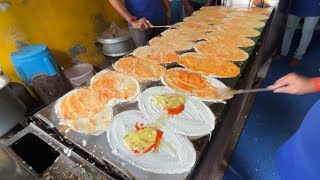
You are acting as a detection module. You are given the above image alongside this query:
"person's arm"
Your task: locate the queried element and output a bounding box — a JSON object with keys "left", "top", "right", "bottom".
{"left": 109, "top": 0, "right": 152, "bottom": 30}
{"left": 162, "top": 0, "right": 172, "bottom": 24}
{"left": 267, "top": 73, "right": 320, "bottom": 95}
{"left": 181, "top": 0, "right": 194, "bottom": 16}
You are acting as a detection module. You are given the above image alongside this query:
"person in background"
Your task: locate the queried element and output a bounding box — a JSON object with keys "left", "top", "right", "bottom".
{"left": 168, "top": 0, "right": 202, "bottom": 23}
{"left": 109, "top": 0, "right": 172, "bottom": 47}
{"left": 272, "top": 0, "right": 320, "bottom": 67}
{"left": 268, "top": 73, "right": 320, "bottom": 179}
{"left": 167, "top": 0, "right": 213, "bottom": 24}
{"left": 253, "top": 0, "right": 271, "bottom": 8}
{"left": 181, "top": 0, "right": 212, "bottom": 13}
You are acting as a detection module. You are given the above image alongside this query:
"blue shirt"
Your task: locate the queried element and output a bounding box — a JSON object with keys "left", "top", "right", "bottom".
{"left": 276, "top": 99, "right": 320, "bottom": 180}
{"left": 191, "top": 0, "right": 207, "bottom": 5}
{"left": 125, "top": 0, "right": 165, "bottom": 24}
{"left": 289, "top": 0, "right": 320, "bottom": 17}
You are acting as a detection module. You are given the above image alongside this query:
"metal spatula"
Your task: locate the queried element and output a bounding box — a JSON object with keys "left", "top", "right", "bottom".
{"left": 150, "top": 25, "right": 172, "bottom": 28}
{"left": 130, "top": 25, "right": 172, "bottom": 29}
{"left": 217, "top": 87, "right": 270, "bottom": 99}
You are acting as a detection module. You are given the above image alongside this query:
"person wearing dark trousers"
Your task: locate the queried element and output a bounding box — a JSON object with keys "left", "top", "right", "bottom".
{"left": 109, "top": 0, "right": 171, "bottom": 47}
{"left": 273, "top": 0, "right": 320, "bottom": 67}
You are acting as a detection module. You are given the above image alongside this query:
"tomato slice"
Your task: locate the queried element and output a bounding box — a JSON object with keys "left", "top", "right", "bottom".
{"left": 166, "top": 105, "right": 185, "bottom": 115}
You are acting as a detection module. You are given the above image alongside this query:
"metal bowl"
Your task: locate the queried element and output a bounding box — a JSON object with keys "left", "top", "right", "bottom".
{"left": 0, "top": 75, "right": 26, "bottom": 136}
{"left": 96, "top": 33, "right": 136, "bottom": 57}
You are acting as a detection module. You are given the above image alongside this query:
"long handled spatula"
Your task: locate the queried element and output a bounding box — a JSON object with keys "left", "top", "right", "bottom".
{"left": 217, "top": 88, "right": 270, "bottom": 99}
{"left": 130, "top": 25, "right": 172, "bottom": 29}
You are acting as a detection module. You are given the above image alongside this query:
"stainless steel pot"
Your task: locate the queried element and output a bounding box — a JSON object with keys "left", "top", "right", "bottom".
{"left": 96, "top": 33, "right": 135, "bottom": 57}
{"left": 0, "top": 75, "right": 26, "bottom": 136}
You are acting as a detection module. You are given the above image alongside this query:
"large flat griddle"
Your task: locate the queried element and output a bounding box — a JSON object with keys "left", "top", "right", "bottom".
{"left": 34, "top": 8, "right": 273, "bottom": 180}
{"left": 34, "top": 86, "right": 210, "bottom": 180}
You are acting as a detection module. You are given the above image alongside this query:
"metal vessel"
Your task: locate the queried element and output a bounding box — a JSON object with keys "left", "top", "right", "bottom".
{"left": 0, "top": 75, "right": 26, "bottom": 136}
{"left": 96, "top": 33, "right": 135, "bottom": 57}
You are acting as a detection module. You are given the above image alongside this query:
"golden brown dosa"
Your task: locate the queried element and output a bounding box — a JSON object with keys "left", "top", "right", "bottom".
{"left": 205, "top": 32, "right": 255, "bottom": 47}
{"left": 183, "top": 16, "right": 225, "bottom": 25}
{"left": 162, "top": 68, "right": 222, "bottom": 99}
{"left": 149, "top": 37, "right": 194, "bottom": 52}
{"left": 178, "top": 52, "right": 240, "bottom": 78}
{"left": 194, "top": 41, "right": 249, "bottom": 61}
{"left": 114, "top": 56, "right": 166, "bottom": 82}
{"left": 161, "top": 29, "right": 206, "bottom": 41}
{"left": 57, "top": 88, "right": 113, "bottom": 135}
{"left": 133, "top": 46, "right": 179, "bottom": 64}
{"left": 91, "top": 70, "right": 139, "bottom": 101}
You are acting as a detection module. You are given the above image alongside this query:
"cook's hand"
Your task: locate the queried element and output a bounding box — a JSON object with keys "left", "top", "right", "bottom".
{"left": 131, "top": 18, "right": 153, "bottom": 30}
{"left": 165, "top": 10, "right": 172, "bottom": 24}
{"left": 185, "top": 5, "right": 194, "bottom": 16}
{"left": 267, "top": 73, "right": 314, "bottom": 95}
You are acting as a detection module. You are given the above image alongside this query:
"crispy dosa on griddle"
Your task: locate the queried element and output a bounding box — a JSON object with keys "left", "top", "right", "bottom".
{"left": 194, "top": 41, "right": 249, "bottom": 61}
{"left": 57, "top": 88, "right": 113, "bottom": 135}
{"left": 133, "top": 46, "right": 179, "bottom": 64}
{"left": 91, "top": 70, "right": 140, "bottom": 101}
{"left": 178, "top": 53, "right": 240, "bottom": 78}
{"left": 162, "top": 68, "right": 224, "bottom": 99}
{"left": 114, "top": 56, "right": 166, "bottom": 82}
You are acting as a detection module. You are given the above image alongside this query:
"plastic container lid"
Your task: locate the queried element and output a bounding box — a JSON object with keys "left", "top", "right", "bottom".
{"left": 10, "top": 44, "right": 49, "bottom": 62}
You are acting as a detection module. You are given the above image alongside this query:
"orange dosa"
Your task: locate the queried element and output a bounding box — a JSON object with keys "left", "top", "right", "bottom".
{"left": 194, "top": 41, "right": 249, "bottom": 61}
{"left": 162, "top": 68, "right": 222, "bottom": 99}
{"left": 178, "top": 53, "right": 240, "bottom": 78}
{"left": 114, "top": 56, "right": 166, "bottom": 82}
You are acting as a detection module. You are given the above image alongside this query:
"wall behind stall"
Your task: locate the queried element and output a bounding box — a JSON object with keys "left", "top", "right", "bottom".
{"left": 0, "top": 0, "right": 126, "bottom": 83}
